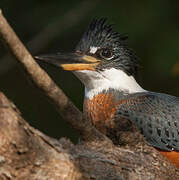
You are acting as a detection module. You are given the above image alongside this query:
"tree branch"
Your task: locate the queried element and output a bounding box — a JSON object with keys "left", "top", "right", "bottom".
{"left": 0, "top": 9, "right": 108, "bottom": 143}
{"left": 0, "top": 92, "right": 178, "bottom": 179}
{"left": 0, "top": 8, "right": 179, "bottom": 180}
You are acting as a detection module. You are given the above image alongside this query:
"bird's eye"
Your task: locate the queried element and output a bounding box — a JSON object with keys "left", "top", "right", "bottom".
{"left": 98, "top": 48, "right": 113, "bottom": 60}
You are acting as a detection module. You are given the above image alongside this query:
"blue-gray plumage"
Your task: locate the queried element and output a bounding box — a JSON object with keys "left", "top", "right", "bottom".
{"left": 116, "top": 92, "right": 179, "bottom": 151}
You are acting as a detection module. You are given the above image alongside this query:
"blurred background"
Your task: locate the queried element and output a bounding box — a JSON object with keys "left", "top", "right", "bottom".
{"left": 0, "top": 0, "right": 179, "bottom": 143}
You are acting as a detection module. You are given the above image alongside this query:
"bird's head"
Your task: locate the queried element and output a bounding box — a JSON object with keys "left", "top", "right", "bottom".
{"left": 35, "top": 18, "right": 143, "bottom": 98}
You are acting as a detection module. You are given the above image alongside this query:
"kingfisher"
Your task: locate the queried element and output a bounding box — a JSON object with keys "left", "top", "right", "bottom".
{"left": 35, "top": 18, "right": 179, "bottom": 168}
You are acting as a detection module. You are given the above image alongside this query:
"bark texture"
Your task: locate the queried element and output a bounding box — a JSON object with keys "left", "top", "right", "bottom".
{"left": 0, "top": 92, "right": 179, "bottom": 180}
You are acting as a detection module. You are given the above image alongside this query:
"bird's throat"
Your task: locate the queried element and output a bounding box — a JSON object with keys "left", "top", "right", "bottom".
{"left": 74, "top": 68, "right": 146, "bottom": 100}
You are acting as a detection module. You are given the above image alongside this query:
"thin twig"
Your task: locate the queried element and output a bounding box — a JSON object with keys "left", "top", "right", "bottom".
{"left": 0, "top": 9, "right": 110, "bottom": 143}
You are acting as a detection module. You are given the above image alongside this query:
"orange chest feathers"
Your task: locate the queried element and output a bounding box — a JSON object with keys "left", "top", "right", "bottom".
{"left": 83, "top": 93, "right": 119, "bottom": 134}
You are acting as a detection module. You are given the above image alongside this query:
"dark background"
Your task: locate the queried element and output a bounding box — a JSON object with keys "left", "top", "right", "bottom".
{"left": 1, "top": 0, "right": 179, "bottom": 143}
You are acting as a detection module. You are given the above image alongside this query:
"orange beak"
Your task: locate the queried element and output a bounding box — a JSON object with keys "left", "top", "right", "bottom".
{"left": 35, "top": 53, "right": 100, "bottom": 71}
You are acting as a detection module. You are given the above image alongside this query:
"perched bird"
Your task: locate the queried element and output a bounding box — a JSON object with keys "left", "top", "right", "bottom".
{"left": 35, "top": 18, "right": 179, "bottom": 168}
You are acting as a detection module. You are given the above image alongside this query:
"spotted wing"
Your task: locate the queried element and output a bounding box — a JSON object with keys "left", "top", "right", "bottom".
{"left": 116, "top": 92, "right": 179, "bottom": 151}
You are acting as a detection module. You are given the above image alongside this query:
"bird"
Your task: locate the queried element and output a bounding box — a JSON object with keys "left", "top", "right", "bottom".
{"left": 35, "top": 18, "right": 179, "bottom": 168}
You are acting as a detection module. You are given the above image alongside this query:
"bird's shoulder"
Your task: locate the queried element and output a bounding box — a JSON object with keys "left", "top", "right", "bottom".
{"left": 116, "top": 91, "right": 179, "bottom": 114}
{"left": 115, "top": 91, "right": 179, "bottom": 151}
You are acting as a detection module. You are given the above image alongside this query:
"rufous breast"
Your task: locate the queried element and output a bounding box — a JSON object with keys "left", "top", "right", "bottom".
{"left": 83, "top": 93, "right": 119, "bottom": 134}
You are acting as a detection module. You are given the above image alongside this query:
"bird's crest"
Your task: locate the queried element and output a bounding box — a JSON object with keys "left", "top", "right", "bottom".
{"left": 76, "top": 18, "right": 128, "bottom": 53}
